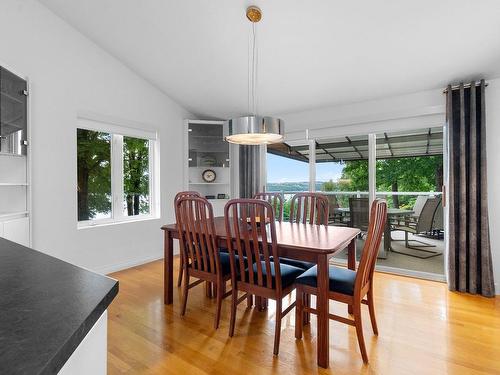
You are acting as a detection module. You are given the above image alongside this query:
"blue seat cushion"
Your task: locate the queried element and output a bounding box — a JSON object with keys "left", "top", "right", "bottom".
{"left": 295, "top": 265, "right": 356, "bottom": 295}
{"left": 243, "top": 261, "right": 303, "bottom": 289}
{"left": 189, "top": 249, "right": 244, "bottom": 276}
{"left": 271, "top": 256, "right": 315, "bottom": 270}
{"left": 218, "top": 252, "right": 232, "bottom": 276}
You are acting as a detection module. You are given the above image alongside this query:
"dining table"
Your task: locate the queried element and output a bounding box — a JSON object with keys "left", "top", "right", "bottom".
{"left": 334, "top": 207, "right": 414, "bottom": 258}
{"left": 161, "top": 217, "right": 360, "bottom": 368}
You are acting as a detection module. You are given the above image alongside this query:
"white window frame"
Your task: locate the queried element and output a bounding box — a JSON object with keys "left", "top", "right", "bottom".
{"left": 76, "top": 117, "right": 159, "bottom": 228}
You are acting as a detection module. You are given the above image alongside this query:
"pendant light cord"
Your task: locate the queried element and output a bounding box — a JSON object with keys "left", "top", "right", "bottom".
{"left": 248, "top": 21, "right": 258, "bottom": 116}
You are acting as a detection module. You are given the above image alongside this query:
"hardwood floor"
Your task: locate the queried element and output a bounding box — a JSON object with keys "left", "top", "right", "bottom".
{"left": 108, "top": 258, "right": 500, "bottom": 375}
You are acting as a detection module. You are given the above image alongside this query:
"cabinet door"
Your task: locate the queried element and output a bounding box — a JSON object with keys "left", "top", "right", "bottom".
{"left": 3, "top": 217, "right": 29, "bottom": 247}
{"left": 0, "top": 67, "right": 27, "bottom": 155}
{"left": 188, "top": 123, "right": 229, "bottom": 168}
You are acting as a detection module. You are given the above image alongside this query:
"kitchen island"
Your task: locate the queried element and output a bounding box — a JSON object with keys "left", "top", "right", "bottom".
{"left": 0, "top": 238, "right": 118, "bottom": 374}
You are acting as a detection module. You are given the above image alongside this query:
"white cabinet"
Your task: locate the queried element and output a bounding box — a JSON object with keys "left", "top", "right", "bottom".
{"left": 185, "top": 120, "right": 231, "bottom": 216}
{"left": 2, "top": 217, "right": 29, "bottom": 247}
{"left": 0, "top": 66, "right": 30, "bottom": 247}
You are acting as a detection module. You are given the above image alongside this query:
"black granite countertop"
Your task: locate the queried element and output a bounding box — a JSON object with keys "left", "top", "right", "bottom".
{"left": 0, "top": 238, "right": 118, "bottom": 375}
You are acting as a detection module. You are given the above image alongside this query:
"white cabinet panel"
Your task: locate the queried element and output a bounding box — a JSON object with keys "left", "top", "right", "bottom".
{"left": 2, "top": 217, "right": 29, "bottom": 246}
{"left": 0, "top": 222, "right": 3, "bottom": 237}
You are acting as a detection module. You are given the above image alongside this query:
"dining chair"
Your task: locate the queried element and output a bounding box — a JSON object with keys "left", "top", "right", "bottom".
{"left": 174, "top": 191, "right": 201, "bottom": 287}
{"left": 282, "top": 192, "right": 329, "bottom": 271}
{"left": 253, "top": 192, "right": 284, "bottom": 222}
{"left": 175, "top": 196, "right": 231, "bottom": 329}
{"left": 290, "top": 192, "right": 329, "bottom": 226}
{"left": 294, "top": 199, "right": 387, "bottom": 364}
{"left": 224, "top": 199, "right": 303, "bottom": 355}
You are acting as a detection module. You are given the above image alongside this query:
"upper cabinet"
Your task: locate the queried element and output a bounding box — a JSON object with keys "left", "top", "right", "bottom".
{"left": 188, "top": 122, "right": 229, "bottom": 168}
{"left": 0, "top": 67, "right": 28, "bottom": 156}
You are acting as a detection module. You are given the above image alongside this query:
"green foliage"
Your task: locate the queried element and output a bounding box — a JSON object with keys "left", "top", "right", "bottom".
{"left": 77, "top": 130, "right": 151, "bottom": 221}
{"left": 123, "top": 137, "right": 150, "bottom": 215}
{"left": 77, "top": 129, "right": 112, "bottom": 221}
{"left": 318, "top": 156, "right": 443, "bottom": 209}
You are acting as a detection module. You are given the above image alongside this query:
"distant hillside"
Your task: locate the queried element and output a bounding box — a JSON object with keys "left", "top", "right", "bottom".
{"left": 266, "top": 182, "right": 324, "bottom": 192}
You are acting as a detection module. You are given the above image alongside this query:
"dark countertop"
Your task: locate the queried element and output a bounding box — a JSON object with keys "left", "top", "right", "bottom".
{"left": 0, "top": 238, "right": 119, "bottom": 375}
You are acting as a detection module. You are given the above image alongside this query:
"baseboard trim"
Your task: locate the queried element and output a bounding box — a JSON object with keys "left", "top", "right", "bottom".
{"left": 95, "top": 254, "right": 165, "bottom": 275}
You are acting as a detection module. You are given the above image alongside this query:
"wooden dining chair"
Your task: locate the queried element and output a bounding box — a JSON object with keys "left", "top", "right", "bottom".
{"left": 290, "top": 192, "right": 329, "bottom": 226}
{"left": 253, "top": 192, "right": 284, "bottom": 222}
{"left": 175, "top": 196, "right": 232, "bottom": 329}
{"left": 294, "top": 199, "right": 387, "bottom": 363}
{"left": 174, "top": 191, "right": 201, "bottom": 287}
{"left": 282, "top": 192, "right": 329, "bottom": 271}
{"left": 224, "top": 199, "right": 303, "bottom": 355}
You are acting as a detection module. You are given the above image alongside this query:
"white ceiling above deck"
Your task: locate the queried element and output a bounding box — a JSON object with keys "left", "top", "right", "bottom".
{"left": 39, "top": 0, "right": 500, "bottom": 119}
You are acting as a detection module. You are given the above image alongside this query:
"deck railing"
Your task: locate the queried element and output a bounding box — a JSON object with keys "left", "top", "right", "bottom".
{"left": 268, "top": 190, "right": 442, "bottom": 199}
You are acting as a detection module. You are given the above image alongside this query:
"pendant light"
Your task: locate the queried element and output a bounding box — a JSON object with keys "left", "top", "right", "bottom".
{"left": 225, "top": 6, "right": 285, "bottom": 145}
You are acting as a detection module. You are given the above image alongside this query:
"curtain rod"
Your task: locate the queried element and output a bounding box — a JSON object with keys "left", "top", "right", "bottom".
{"left": 442, "top": 80, "right": 488, "bottom": 93}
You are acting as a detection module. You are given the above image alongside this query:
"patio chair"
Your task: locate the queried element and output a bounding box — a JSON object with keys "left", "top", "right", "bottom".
{"left": 432, "top": 199, "right": 444, "bottom": 238}
{"left": 327, "top": 195, "right": 346, "bottom": 225}
{"left": 392, "top": 197, "right": 441, "bottom": 258}
{"left": 349, "top": 197, "right": 369, "bottom": 233}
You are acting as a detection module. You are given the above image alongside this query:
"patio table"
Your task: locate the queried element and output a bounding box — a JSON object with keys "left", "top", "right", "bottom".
{"left": 334, "top": 207, "right": 414, "bottom": 258}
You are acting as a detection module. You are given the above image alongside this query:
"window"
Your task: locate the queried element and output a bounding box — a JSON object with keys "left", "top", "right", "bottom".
{"left": 77, "top": 119, "right": 158, "bottom": 226}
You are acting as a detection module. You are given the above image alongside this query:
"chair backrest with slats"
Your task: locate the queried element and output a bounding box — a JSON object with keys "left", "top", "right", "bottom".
{"left": 224, "top": 199, "right": 281, "bottom": 291}
{"left": 174, "top": 191, "right": 201, "bottom": 220}
{"left": 289, "top": 192, "right": 329, "bottom": 225}
{"left": 253, "top": 192, "right": 284, "bottom": 222}
{"left": 354, "top": 199, "right": 387, "bottom": 294}
{"left": 349, "top": 197, "right": 370, "bottom": 231}
{"left": 175, "top": 196, "right": 221, "bottom": 276}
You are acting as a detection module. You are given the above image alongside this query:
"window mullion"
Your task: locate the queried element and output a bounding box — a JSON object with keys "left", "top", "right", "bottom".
{"left": 112, "top": 134, "right": 124, "bottom": 220}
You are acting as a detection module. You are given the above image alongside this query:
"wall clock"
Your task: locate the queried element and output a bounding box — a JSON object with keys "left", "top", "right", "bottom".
{"left": 202, "top": 169, "right": 216, "bottom": 183}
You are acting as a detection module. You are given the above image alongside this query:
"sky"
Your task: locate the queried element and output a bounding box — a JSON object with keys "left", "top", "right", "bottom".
{"left": 266, "top": 153, "right": 344, "bottom": 183}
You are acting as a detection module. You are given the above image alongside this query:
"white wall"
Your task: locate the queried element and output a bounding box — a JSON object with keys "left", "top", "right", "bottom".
{"left": 0, "top": 0, "right": 191, "bottom": 273}
{"left": 278, "top": 81, "right": 500, "bottom": 294}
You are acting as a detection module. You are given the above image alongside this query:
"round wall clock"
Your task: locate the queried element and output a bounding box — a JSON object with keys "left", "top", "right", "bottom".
{"left": 202, "top": 169, "right": 216, "bottom": 183}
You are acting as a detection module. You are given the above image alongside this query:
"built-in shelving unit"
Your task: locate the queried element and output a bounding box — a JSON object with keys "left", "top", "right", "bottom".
{"left": 185, "top": 120, "right": 231, "bottom": 216}
{"left": 0, "top": 65, "right": 30, "bottom": 247}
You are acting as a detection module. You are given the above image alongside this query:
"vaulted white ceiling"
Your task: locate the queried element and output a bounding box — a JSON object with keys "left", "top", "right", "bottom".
{"left": 39, "top": 0, "right": 500, "bottom": 119}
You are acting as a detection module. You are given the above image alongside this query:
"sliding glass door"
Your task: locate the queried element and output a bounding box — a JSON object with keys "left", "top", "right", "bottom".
{"left": 266, "top": 125, "right": 445, "bottom": 280}
{"left": 374, "top": 127, "right": 444, "bottom": 278}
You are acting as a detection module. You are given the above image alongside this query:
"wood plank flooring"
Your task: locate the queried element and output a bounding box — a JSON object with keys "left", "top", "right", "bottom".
{"left": 108, "top": 258, "right": 500, "bottom": 375}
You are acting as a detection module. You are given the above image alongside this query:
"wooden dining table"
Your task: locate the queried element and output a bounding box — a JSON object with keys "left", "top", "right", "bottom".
{"left": 161, "top": 217, "right": 360, "bottom": 368}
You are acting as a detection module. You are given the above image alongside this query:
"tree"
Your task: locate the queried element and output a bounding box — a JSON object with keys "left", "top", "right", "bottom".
{"left": 321, "top": 156, "right": 443, "bottom": 209}
{"left": 123, "top": 137, "right": 150, "bottom": 215}
{"left": 77, "top": 129, "right": 112, "bottom": 221}
{"left": 376, "top": 156, "right": 442, "bottom": 207}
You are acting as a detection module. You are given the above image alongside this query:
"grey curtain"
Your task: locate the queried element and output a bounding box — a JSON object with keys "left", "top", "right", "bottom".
{"left": 447, "top": 80, "right": 495, "bottom": 297}
{"left": 238, "top": 145, "right": 262, "bottom": 198}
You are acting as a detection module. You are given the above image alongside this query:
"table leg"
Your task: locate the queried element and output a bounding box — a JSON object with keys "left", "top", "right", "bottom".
{"left": 347, "top": 238, "right": 356, "bottom": 315}
{"left": 383, "top": 215, "right": 391, "bottom": 255}
{"left": 164, "top": 230, "right": 174, "bottom": 305}
{"left": 317, "top": 254, "right": 329, "bottom": 368}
